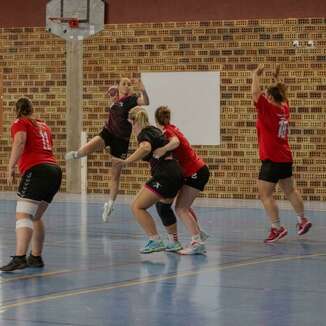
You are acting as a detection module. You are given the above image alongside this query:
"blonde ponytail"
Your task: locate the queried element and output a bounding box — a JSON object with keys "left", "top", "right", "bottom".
{"left": 129, "top": 107, "right": 149, "bottom": 129}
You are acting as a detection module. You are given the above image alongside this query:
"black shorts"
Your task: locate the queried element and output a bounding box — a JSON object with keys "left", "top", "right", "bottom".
{"left": 18, "top": 164, "right": 62, "bottom": 203}
{"left": 99, "top": 128, "right": 129, "bottom": 159}
{"left": 184, "top": 165, "right": 210, "bottom": 191}
{"left": 259, "top": 160, "right": 293, "bottom": 183}
{"left": 145, "top": 160, "right": 183, "bottom": 199}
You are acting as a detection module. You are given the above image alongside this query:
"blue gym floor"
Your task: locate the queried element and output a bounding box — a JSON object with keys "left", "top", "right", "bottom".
{"left": 0, "top": 193, "right": 325, "bottom": 326}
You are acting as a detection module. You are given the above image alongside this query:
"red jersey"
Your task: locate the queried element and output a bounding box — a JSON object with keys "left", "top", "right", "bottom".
{"left": 164, "top": 124, "right": 205, "bottom": 177}
{"left": 11, "top": 118, "right": 57, "bottom": 174}
{"left": 255, "top": 94, "right": 293, "bottom": 162}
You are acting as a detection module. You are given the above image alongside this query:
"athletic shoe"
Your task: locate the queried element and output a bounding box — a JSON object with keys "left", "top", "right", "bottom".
{"left": 65, "top": 151, "right": 78, "bottom": 161}
{"left": 178, "top": 241, "right": 206, "bottom": 255}
{"left": 102, "top": 201, "right": 114, "bottom": 223}
{"left": 0, "top": 256, "right": 28, "bottom": 272}
{"left": 297, "top": 218, "right": 312, "bottom": 236}
{"left": 27, "top": 253, "right": 44, "bottom": 268}
{"left": 165, "top": 240, "right": 183, "bottom": 252}
{"left": 200, "top": 230, "right": 209, "bottom": 241}
{"left": 264, "top": 226, "right": 288, "bottom": 243}
{"left": 140, "top": 239, "right": 165, "bottom": 254}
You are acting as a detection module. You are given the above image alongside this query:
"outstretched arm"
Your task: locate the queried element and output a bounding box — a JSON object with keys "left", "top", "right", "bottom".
{"left": 251, "top": 64, "right": 264, "bottom": 103}
{"left": 153, "top": 136, "right": 180, "bottom": 159}
{"left": 134, "top": 79, "right": 150, "bottom": 105}
{"left": 123, "top": 141, "right": 152, "bottom": 165}
{"left": 272, "top": 63, "right": 281, "bottom": 84}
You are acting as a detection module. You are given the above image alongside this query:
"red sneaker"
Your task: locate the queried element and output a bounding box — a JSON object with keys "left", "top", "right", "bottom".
{"left": 297, "top": 218, "right": 312, "bottom": 235}
{"left": 264, "top": 226, "right": 288, "bottom": 243}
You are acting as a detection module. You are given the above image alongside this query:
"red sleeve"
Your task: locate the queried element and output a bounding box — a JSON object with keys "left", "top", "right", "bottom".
{"left": 255, "top": 93, "right": 269, "bottom": 113}
{"left": 11, "top": 119, "right": 27, "bottom": 138}
{"left": 164, "top": 128, "right": 176, "bottom": 140}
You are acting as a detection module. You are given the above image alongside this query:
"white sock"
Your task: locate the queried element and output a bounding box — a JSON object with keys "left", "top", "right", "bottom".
{"left": 150, "top": 235, "right": 160, "bottom": 241}
{"left": 297, "top": 215, "right": 305, "bottom": 223}
{"left": 272, "top": 221, "right": 281, "bottom": 229}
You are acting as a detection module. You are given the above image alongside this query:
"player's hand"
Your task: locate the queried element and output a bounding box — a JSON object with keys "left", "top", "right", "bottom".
{"left": 254, "top": 64, "right": 265, "bottom": 76}
{"left": 7, "top": 167, "right": 15, "bottom": 186}
{"left": 114, "top": 158, "right": 126, "bottom": 167}
{"left": 153, "top": 147, "right": 166, "bottom": 159}
{"left": 272, "top": 64, "right": 281, "bottom": 80}
{"left": 132, "top": 79, "right": 145, "bottom": 91}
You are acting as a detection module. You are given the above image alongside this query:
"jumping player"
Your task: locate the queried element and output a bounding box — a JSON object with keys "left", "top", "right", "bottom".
{"left": 251, "top": 64, "right": 312, "bottom": 243}
{"left": 65, "top": 78, "right": 149, "bottom": 222}
{"left": 0, "top": 98, "right": 62, "bottom": 272}
{"left": 115, "top": 107, "right": 185, "bottom": 254}
{"left": 154, "top": 106, "right": 209, "bottom": 254}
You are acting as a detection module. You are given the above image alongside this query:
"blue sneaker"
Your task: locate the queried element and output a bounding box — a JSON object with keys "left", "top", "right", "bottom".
{"left": 200, "top": 230, "right": 209, "bottom": 241}
{"left": 140, "top": 239, "right": 165, "bottom": 254}
{"left": 165, "top": 241, "right": 183, "bottom": 252}
{"left": 179, "top": 241, "right": 206, "bottom": 255}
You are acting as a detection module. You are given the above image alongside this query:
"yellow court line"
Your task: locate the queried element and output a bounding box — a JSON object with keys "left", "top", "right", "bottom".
{"left": 0, "top": 252, "right": 325, "bottom": 314}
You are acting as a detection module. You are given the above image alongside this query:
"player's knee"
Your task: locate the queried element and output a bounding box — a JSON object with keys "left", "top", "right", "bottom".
{"left": 131, "top": 199, "right": 143, "bottom": 213}
{"left": 16, "top": 200, "right": 39, "bottom": 220}
{"left": 156, "top": 202, "right": 176, "bottom": 226}
{"left": 16, "top": 218, "right": 33, "bottom": 230}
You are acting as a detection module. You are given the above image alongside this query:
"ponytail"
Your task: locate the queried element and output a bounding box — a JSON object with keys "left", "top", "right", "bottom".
{"left": 129, "top": 107, "right": 149, "bottom": 129}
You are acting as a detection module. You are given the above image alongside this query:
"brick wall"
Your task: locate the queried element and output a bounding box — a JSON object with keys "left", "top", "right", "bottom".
{"left": 1, "top": 18, "right": 325, "bottom": 200}
{"left": 0, "top": 27, "right": 67, "bottom": 190}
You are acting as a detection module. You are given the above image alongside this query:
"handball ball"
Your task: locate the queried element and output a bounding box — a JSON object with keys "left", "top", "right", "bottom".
{"left": 108, "top": 87, "right": 118, "bottom": 97}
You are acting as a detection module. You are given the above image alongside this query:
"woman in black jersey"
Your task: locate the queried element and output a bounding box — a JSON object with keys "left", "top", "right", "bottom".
{"left": 116, "top": 107, "right": 183, "bottom": 254}
{"left": 65, "top": 78, "right": 149, "bottom": 222}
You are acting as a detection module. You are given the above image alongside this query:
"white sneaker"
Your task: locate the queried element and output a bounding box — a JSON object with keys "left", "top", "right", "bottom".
{"left": 179, "top": 241, "right": 206, "bottom": 255}
{"left": 200, "top": 230, "right": 209, "bottom": 241}
{"left": 65, "top": 151, "right": 78, "bottom": 161}
{"left": 102, "top": 201, "right": 114, "bottom": 222}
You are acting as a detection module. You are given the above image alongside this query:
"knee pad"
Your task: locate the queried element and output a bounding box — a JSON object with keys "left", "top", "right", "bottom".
{"left": 16, "top": 218, "right": 33, "bottom": 230}
{"left": 155, "top": 202, "right": 176, "bottom": 227}
{"left": 16, "top": 200, "right": 38, "bottom": 219}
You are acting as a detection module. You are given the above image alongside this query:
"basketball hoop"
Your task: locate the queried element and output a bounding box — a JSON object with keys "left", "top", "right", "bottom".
{"left": 48, "top": 17, "right": 80, "bottom": 29}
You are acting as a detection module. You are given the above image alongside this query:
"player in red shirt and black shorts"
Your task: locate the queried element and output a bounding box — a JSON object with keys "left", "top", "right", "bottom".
{"left": 0, "top": 98, "right": 62, "bottom": 272}
{"left": 116, "top": 107, "right": 184, "bottom": 254}
{"left": 153, "top": 106, "right": 210, "bottom": 255}
{"left": 65, "top": 78, "right": 149, "bottom": 222}
{"left": 252, "top": 64, "right": 312, "bottom": 243}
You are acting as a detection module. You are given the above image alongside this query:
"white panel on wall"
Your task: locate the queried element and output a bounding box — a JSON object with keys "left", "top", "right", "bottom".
{"left": 141, "top": 71, "right": 220, "bottom": 145}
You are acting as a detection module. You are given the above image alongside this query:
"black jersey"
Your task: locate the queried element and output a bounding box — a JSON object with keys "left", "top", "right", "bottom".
{"left": 137, "top": 126, "right": 171, "bottom": 173}
{"left": 105, "top": 95, "right": 138, "bottom": 141}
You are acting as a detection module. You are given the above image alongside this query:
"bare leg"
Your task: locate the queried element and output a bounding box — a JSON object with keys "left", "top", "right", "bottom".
{"left": 279, "top": 177, "right": 304, "bottom": 216}
{"left": 16, "top": 213, "right": 33, "bottom": 256}
{"left": 77, "top": 136, "right": 105, "bottom": 157}
{"left": 189, "top": 207, "right": 198, "bottom": 222}
{"left": 131, "top": 187, "right": 162, "bottom": 236}
{"left": 175, "top": 185, "right": 201, "bottom": 237}
{"left": 31, "top": 201, "right": 49, "bottom": 256}
{"left": 165, "top": 223, "right": 178, "bottom": 237}
{"left": 257, "top": 180, "right": 279, "bottom": 225}
{"left": 109, "top": 158, "right": 123, "bottom": 201}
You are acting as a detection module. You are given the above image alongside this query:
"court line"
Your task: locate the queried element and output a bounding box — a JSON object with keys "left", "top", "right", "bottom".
{"left": 0, "top": 252, "right": 325, "bottom": 313}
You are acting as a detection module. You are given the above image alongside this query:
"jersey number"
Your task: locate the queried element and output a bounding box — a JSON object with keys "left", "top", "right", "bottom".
{"left": 39, "top": 130, "right": 52, "bottom": 150}
{"left": 278, "top": 118, "right": 288, "bottom": 139}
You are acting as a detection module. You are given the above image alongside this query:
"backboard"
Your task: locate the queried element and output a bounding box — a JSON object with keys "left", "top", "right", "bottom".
{"left": 46, "top": 0, "right": 105, "bottom": 40}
